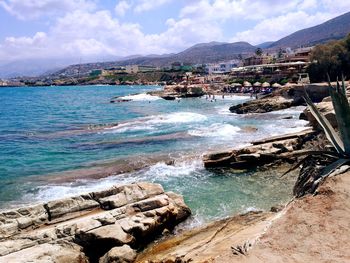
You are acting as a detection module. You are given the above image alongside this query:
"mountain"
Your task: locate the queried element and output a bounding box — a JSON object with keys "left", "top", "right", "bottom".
{"left": 48, "top": 41, "right": 255, "bottom": 77}
{"left": 269, "top": 11, "right": 350, "bottom": 48}
{"left": 110, "top": 41, "right": 255, "bottom": 67}
{"left": 256, "top": 41, "right": 274, "bottom": 49}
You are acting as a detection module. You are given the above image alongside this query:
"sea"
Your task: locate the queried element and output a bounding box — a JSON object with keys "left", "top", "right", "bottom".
{"left": 0, "top": 85, "right": 309, "bottom": 226}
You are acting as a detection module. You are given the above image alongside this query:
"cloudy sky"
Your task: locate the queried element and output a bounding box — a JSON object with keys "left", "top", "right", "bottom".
{"left": 0, "top": 0, "right": 350, "bottom": 63}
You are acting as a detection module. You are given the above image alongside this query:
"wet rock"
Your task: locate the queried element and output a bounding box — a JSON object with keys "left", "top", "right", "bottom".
{"left": 230, "top": 96, "right": 295, "bottom": 114}
{"left": 99, "top": 245, "right": 136, "bottom": 263}
{"left": 241, "top": 126, "right": 258, "bottom": 133}
{"left": 203, "top": 130, "right": 316, "bottom": 169}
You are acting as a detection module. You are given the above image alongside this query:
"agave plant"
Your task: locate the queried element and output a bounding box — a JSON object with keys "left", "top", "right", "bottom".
{"left": 285, "top": 77, "right": 350, "bottom": 196}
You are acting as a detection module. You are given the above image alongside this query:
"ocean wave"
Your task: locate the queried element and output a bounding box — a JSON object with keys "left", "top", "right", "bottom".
{"left": 103, "top": 112, "right": 207, "bottom": 134}
{"left": 267, "top": 106, "right": 306, "bottom": 115}
{"left": 188, "top": 123, "right": 240, "bottom": 138}
{"left": 21, "top": 159, "right": 204, "bottom": 204}
{"left": 147, "top": 112, "right": 208, "bottom": 124}
{"left": 142, "top": 159, "right": 204, "bottom": 181}
{"left": 118, "top": 93, "right": 161, "bottom": 101}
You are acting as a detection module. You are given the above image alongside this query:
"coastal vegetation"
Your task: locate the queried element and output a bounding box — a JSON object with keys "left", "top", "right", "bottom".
{"left": 292, "top": 78, "right": 350, "bottom": 196}
{"left": 308, "top": 34, "right": 350, "bottom": 82}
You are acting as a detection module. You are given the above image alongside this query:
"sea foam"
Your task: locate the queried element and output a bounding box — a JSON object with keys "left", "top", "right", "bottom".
{"left": 118, "top": 93, "right": 161, "bottom": 101}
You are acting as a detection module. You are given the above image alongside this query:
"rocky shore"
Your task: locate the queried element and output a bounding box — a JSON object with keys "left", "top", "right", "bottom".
{"left": 0, "top": 182, "right": 191, "bottom": 263}
{"left": 135, "top": 168, "right": 350, "bottom": 262}
{"left": 229, "top": 83, "right": 330, "bottom": 114}
{"left": 1, "top": 82, "right": 348, "bottom": 263}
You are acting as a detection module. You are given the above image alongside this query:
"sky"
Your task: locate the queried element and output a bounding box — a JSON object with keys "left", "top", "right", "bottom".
{"left": 1, "top": 0, "right": 350, "bottom": 64}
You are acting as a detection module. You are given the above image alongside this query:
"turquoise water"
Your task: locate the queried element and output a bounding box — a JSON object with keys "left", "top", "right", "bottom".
{"left": 0, "top": 85, "right": 308, "bottom": 223}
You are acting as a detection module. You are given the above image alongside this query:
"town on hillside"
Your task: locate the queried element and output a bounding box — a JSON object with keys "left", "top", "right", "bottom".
{"left": 0, "top": 46, "right": 312, "bottom": 94}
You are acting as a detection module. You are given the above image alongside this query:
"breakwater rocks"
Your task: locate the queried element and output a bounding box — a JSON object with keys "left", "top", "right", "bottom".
{"left": 229, "top": 83, "right": 330, "bottom": 114}
{"left": 203, "top": 129, "right": 316, "bottom": 169}
{"left": 0, "top": 182, "right": 191, "bottom": 263}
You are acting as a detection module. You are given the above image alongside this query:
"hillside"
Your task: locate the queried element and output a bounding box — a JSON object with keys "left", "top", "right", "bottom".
{"left": 111, "top": 41, "right": 255, "bottom": 67}
{"left": 49, "top": 42, "right": 255, "bottom": 77}
{"left": 269, "top": 11, "right": 350, "bottom": 48}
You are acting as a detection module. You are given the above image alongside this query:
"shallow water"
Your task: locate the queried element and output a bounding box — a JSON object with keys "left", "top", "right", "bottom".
{"left": 0, "top": 85, "right": 307, "bottom": 223}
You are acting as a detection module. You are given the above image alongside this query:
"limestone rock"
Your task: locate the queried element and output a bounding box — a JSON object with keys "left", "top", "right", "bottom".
{"left": 230, "top": 83, "right": 330, "bottom": 114}
{"left": 203, "top": 130, "right": 315, "bottom": 169}
{"left": 0, "top": 182, "right": 191, "bottom": 263}
{"left": 300, "top": 99, "right": 337, "bottom": 129}
{"left": 78, "top": 223, "right": 135, "bottom": 245}
{"left": 0, "top": 204, "right": 48, "bottom": 238}
{"left": 99, "top": 245, "right": 136, "bottom": 263}
{"left": 46, "top": 194, "right": 99, "bottom": 222}
{"left": 0, "top": 241, "right": 88, "bottom": 263}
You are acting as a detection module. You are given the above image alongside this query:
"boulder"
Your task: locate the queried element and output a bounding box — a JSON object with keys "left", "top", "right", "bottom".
{"left": 99, "top": 245, "right": 136, "bottom": 263}
{"left": 229, "top": 96, "right": 295, "bottom": 114}
{"left": 300, "top": 99, "right": 337, "bottom": 129}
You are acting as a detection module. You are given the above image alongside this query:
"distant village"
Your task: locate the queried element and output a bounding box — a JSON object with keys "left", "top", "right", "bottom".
{"left": 0, "top": 46, "right": 312, "bottom": 89}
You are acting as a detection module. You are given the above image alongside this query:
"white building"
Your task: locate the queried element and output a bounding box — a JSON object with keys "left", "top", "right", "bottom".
{"left": 206, "top": 61, "right": 238, "bottom": 74}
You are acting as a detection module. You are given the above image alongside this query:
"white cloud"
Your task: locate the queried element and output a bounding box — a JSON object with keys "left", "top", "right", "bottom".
{"left": 0, "top": 0, "right": 95, "bottom": 20}
{"left": 1, "top": 0, "right": 350, "bottom": 64}
{"left": 134, "top": 0, "right": 172, "bottom": 13}
{"left": 231, "top": 11, "right": 334, "bottom": 44}
{"left": 115, "top": 1, "right": 131, "bottom": 16}
{"left": 321, "top": 0, "right": 350, "bottom": 14}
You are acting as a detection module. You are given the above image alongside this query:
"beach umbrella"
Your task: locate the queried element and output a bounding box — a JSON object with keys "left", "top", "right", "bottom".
{"left": 253, "top": 81, "right": 261, "bottom": 87}
{"left": 272, "top": 83, "right": 281, "bottom": 88}
{"left": 262, "top": 82, "right": 270, "bottom": 88}
{"left": 243, "top": 81, "right": 252, "bottom": 87}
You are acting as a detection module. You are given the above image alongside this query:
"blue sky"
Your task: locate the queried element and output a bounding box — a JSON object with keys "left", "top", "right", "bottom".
{"left": 0, "top": 0, "right": 350, "bottom": 63}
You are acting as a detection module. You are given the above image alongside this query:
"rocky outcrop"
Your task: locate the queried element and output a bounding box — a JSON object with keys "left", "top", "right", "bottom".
{"left": 300, "top": 96, "right": 338, "bottom": 129}
{"left": 230, "top": 83, "right": 331, "bottom": 114}
{"left": 229, "top": 95, "right": 296, "bottom": 114}
{"left": 203, "top": 129, "right": 317, "bottom": 169}
{"left": 0, "top": 182, "right": 191, "bottom": 263}
{"left": 135, "top": 169, "right": 350, "bottom": 263}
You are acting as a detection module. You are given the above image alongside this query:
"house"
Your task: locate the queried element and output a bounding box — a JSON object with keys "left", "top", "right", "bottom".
{"left": 125, "top": 65, "right": 139, "bottom": 74}
{"left": 206, "top": 61, "right": 238, "bottom": 74}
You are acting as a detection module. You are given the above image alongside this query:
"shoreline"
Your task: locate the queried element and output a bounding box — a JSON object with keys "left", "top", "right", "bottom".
{"left": 0, "top": 84, "right": 332, "bottom": 262}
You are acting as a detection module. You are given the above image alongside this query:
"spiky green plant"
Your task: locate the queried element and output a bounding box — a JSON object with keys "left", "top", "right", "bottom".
{"left": 283, "top": 77, "right": 350, "bottom": 197}
{"left": 302, "top": 77, "right": 350, "bottom": 178}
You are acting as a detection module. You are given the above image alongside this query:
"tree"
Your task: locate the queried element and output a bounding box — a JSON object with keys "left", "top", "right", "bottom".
{"left": 255, "top": 48, "right": 263, "bottom": 57}
{"left": 308, "top": 34, "right": 350, "bottom": 82}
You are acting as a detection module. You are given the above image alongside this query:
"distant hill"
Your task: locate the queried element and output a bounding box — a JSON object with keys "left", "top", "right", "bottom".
{"left": 49, "top": 42, "right": 255, "bottom": 77}
{"left": 256, "top": 41, "right": 274, "bottom": 49}
{"left": 111, "top": 41, "right": 255, "bottom": 67}
{"left": 269, "top": 11, "right": 350, "bottom": 48}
